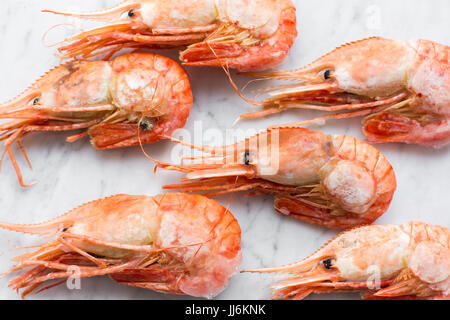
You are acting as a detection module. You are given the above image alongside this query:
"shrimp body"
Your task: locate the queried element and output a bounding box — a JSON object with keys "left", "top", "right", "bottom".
{"left": 44, "top": 0, "right": 297, "bottom": 71}
{"left": 0, "top": 193, "right": 242, "bottom": 299}
{"left": 157, "top": 128, "right": 396, "bottom": 229}
{"left": 244, "top": 222, "right": 450, "bottom": 300}
{"left": 0, "top": 53, "right": 193, "bottom": 187}
{"left": 241, "top": 37, "right": 450, "bottom": 147}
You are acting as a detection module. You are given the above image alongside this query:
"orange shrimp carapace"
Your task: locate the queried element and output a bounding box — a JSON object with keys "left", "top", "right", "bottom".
{"left": 155, "top": 127, "right": 397, "bottom": 229}
{"left": 44, "top": 0, "right": 297, "bottom": 72}
{"left": 0, "top": 53, "right": 193, "bottom": 187}
{"left": 0, "top": 193, "right": 242, "bottom": 299}
{"left": 244, "top": 222, "right": 450, "bottom": 300}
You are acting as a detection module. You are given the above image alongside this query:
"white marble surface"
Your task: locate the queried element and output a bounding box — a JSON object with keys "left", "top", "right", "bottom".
{"left": 0, "top": 0, "right": 449, "bottom": 300}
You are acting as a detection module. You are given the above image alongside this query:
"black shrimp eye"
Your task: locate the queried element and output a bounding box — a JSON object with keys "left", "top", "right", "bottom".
{"left": 128, "top": 10, "right": 135, "bottom": 18}
{"left": 322, "top": 258, "right": 333, "bottom": 270}
{"left": 139, "top": 118, "right": 153, "bottom": 131}
{"left": 244, "top": 151, "right": 251, "bottom": 165}
{"left": 61, "top": 228, "right": 68, "bottom": 232}
{"left": 324, "top": 70, "right": 331, "bottom": 80}
{"left": 32, "top": 98, "right": 39, "bottom": 105}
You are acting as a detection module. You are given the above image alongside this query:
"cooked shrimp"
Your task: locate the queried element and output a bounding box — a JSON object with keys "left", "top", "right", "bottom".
{"left": 43, "top": 0, "right": 297, "bottom": 71}
{"left": 244, "top": 222, "right": 450, "bottom": 300}
{"left": 0, "top": 53, "right": 193, "bottom": 187}
{"left": 155, "top": 128, "right": 396, "bottom": 229}
{"left": 239, "top": 37, "right": 450, "bottom": 147}
{"left": 0, "top": 193, "right": 242, "bottom": 299}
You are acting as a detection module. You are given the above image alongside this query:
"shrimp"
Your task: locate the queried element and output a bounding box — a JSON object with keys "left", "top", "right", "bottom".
{"left": 43, "top": 0, "right": 298, "bottom": 72}
{"left": 239, "top": 37, "right": 450, "bottom": 147}
{"left": 244, "top": 222, "right": 450, "bottom": 300}
{"left": 0, "top": 53, "right": 193, "bottom": 187}
{"left": 0, "top": 193, "right": 242, "bottom": 299}
{"left": 154, "top": 127, "right": 397, "bottom": 229}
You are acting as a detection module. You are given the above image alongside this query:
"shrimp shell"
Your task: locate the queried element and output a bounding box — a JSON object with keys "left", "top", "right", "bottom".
{"left": 0, "top": 53, "right": 193, "bottom": 187}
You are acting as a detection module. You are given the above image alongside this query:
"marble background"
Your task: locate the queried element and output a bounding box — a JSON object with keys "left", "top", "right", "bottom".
{"left": 0, "top": 0, "right": 448, "bottom": 300}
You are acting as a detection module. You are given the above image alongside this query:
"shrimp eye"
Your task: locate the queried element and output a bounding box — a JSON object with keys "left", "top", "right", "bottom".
{"left": 61, "top": 228, "right": 68, "bottom": 232}
{"left": 244, "top": 151, "right": 251, "bottom": 165}
{"left": 128, "top": 10, "right": 135, "bottom": 18}
{"left": 324, "top": 70, "right": 332, "bottom": 80}
{"left": 322, "top": 258, "right": 333, "bottom": 270}
{"left": 32, "top": 98, "right": 40, "bottom": 105}
{"left": 139, "top": 118, "right": 154, "bottom": 131}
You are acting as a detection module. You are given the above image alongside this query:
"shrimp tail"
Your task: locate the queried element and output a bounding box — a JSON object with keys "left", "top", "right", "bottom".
{"left": 363, "top": 112, "right": 418, "bottom": 143}
{"left": 182, "top": 42, "right": 244, "bottom": 68}
{"left": 110, "top": 268, "right": 182, "bottom": 294}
